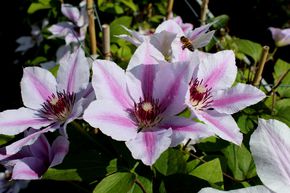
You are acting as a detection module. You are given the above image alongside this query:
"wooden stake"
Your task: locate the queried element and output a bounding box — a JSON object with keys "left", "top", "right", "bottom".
{"left": 200, "top": 0, "right": 209, "bottom": 25}
{"left": 87, "top": 0, "right": 97, "bottom": 55}
{"left": 166, "top": 0, "right": 174, "bottom": 20}
{"left": 253, "top": 46, "right": 269, "bottom": 87}
{"left": 102, "top": 24, "right": 111, "bottom": 60}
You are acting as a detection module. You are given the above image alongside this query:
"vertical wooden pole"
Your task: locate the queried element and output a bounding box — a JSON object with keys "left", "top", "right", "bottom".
{"left": 200, "top": 0, "right": 209, "bottom": 25}
{"left": 166, "top": 0, "right": 174, "bottom": 20}
{"left": 87, "top": 0, "right": 97, "bottom": 55}
{"left": 253, "top": 46, "right": 269, "bottom": 87}
{"left": 102, "top": 24, "right": 111, "bottom": 60}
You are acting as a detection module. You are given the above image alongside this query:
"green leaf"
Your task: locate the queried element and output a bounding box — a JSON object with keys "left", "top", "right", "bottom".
{"left": 196, "top": 136, "right": 229, "bottom": 152}
{"left": 222, "top": 143, "right": 256, "bottom": 181}
{"left": 110, "top": 16, "right": 132, "bottom": 43}
{"left": 154, "top": 148, "right": 188, "bottom": 176}
{"left": 28, "top": 1, "right": 51, "bottom": 14}
{"left": 30, "top": 56, "right": 47, "bottom": 66}
{"left": 120, "top": 0, "right": 138, "bottom": 12}
{"left": 273, "top": 59, "right": 290, "bottom": 97}
{"left": 274, "top": 99, "right": 290, "bottom": 127}
{"left": 237, "top": 114, "right": 255, "bottom": 134}
{"left": 189, "top": 158, "right": 223, "bottom": 188}
{"left": 129, "top": 175, "right": 152, "bottom": 193}
{"left": 234, "top": 38, "right": 262, "bottom": 63}
{"left": 0, "top": 135, "right": 14, "bottom": 146}
{"left": 42, "top": 168, "right": 82, "bottom": 181}
{"left": 93, "top": 172, "right": 136, "bottom": 193}
{"left": 117, "top": 45, "right": 132, "bottom": 61}
{"left": 114, "top": 5, "right": 124, "bottom": 14}
{"left": 210, "top": 14, "right": 230, "bottom": 29}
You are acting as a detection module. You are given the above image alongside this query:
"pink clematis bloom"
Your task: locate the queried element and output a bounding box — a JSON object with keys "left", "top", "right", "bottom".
{"left": 170, "top": 15, "right": 193, "bottom": 35}
{"left": 268, "top": 27, "right": 290, "bottom": 47}
{"left": 48, "top": 0, "right": 88, "bottom": 45}
{"left": 0, "top": 47, "right": 92, "bottom": 140}
{"left": 83, "top": 41, "right": 212, "bottom": 165}
{"left": 185, "top": 50, "right": 265, "bottom": 145}
{"left": 0, "top": 129, "right": 69, "bottom": 180}
{"left": 198, "top": 118, "right": 290, "bottom": 193}
{"left": 117, "top": 19, "right": 214, "bottom": 62}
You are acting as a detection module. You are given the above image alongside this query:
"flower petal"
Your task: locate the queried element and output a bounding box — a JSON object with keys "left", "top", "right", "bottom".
{"left": 194, "top": 110, "right": 243, "bottom": 145}
{"left": 250, "top": 119, "right": 290, "bottom": 192}
{"left": 21, "top": 67, "right": 57, "bottom": 109}
{"left": 160, "top": 117, "right": 213, "bottom": 147}
{"left": 212, "top": 83, "right": 266, "bottom": 114}
{"left": 50, "top": 136, "right": 69, "bottom": 167}
{"left": 198, "top": 186, "right": 273, "bottom": 193}
{"left": 127, "top": 41, "right": 164, "bottom": 71}
{"left": 29, "top": 133, "right": 50, "bottom": 161}
{"left": 155, "top": 20, "right": 184, "bottom": 35}
{"left": 83, "top": 100, "right": 137, "bottom": 141}
{"left": 57, "top": 47, "right": 89, "bottom": 94}
{"left": 125, "top": 128, "right": 172, "bottom": 166}
{"left": 48, "top": 22, "right": 74, "bottom": 38}
{"left": 11, "top": 157, "right": 46, "bottom": 180}
{"left": 153, "top": 61, "right": 191, "bottom": 116}
{"left": 116, "top": 25, "right": 146, "bottom": 46}
{"left": 0, "top": 127, "right": 51, "bottom": 160}
{"left": 61, "top": 3, "right": 80, "bottom": 23}
{"left": 92, "top": 60, "right": 133, "bottom": 109}
{"left": 197, "top": 50, "right": 237, "bottom": 90}
{"left": 0, "top": 108, "right": 50, "bottom": 135}
{"left": 149, "top": 30, "right": 176, "bottom": 57}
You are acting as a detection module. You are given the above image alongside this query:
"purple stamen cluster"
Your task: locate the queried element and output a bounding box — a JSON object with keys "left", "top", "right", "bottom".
{"left": 189, "top": 78, "right": 213, "bottom": 110}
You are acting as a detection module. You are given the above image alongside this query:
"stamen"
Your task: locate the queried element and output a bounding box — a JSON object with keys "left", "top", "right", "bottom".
{"left": 189, "top": 78, "right": 213, "bottom": 110}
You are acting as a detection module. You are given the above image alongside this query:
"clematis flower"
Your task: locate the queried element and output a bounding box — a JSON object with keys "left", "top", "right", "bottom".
{"left": 198, "top": 118, "right": 290, "bottom": 193}
{"left": 268, "top": 27, "right": 290, "bottom": 47}
{"left": 83, "top": 41, "right": 212, "bottom": 165}
{"left": 0, "top": 129, "right": 69, "bottom": 180}
{"left": 48, "top": 0, "right": 88, "bottom": 45}
{"left": 15, "top": 19, "right": 48, "bottom": 54}
{"left": 117, "top": 19, "right": 215, "bottom": 62}
{"left": 185, "top": 50, "right": 265, "bottom": 145}
{"left": 170, "top": 15, "right": 193, "bottom": 35}
{"left": 0, "top": 47, "right": 91, "bottom": 139}
{"left": 0, "top": 170, "right": 29, "bottom": 193}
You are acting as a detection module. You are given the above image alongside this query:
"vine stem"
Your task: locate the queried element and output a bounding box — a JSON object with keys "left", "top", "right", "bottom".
{"left": 87, "top": 0, "right": 97, "bottom": 55}
{"left": 200, "top": 0, "right": 209, "bottom": 25}
{"left": 166, "top": 0, "right": 174, "bottom": 20}
{"left": 102, "top": 24, "right": 111, "bottom": 60}
{"left": 253, "top": 46, "right": 269, "bottom": 87}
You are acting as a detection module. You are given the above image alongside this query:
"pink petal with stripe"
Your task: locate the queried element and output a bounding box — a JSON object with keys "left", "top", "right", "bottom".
{"left": 61, "top": 3, "right": 80, "bottom": 23}
{"left": 155, "top": 20, "right": 184, "bottom": 35}
{"left": 250, "top": 119, "right": 290, "bottom": 193}
{"left": 92, "top": 60, "right": 133, "bottom": 109}
{"left": 194, "top": 110, "right": 243, "bottom": 145}
{"left": 0, "top": 108, "right": 50, "bottom": 136}
{"left": 50, "top": 136, "right": 69, "bottom": 167}
{"left": 197, "top": 50, "right": 237, "bottom": 90}
{"left": 83, "top": 100, "right": 137, "bottom": 141}
{"left": 125, "top": 128, "right": 172, "bottom": 166}
{"left": 212, "top": 83, "right": 266, "bottom": 114}
{"left": 127, "top": 41, "right": 164, "bottom": 71}
{"left": 21, "top": 67, "right": 57, "bottom": 109}
{"left": 57, "top": 47, "right": 89, "bottom": 94}
{"left": 160, "top": 117, "right": 214, "bottom": 147}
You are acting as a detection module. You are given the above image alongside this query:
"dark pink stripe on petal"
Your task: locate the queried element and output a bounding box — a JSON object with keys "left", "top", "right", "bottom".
{"left": 143, "top": 132, "right": 155, "bottom": 164}
{"left": 94, "top": 115, "right": 135, "bottom": 127}
{"left": 213, "top": 94, "right": 251, "bottom": 107}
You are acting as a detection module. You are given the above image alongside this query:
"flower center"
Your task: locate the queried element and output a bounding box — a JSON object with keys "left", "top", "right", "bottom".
{"left": 133, "top": 97, "right": 162, "bottom": 132}
{"left": 39, "top": 91, "right": 76, "bottom": 123}
{"left": 189, "top": 78, "right": 213, "bottom": 110}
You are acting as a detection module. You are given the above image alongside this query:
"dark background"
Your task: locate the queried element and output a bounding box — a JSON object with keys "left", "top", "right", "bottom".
{"left": 0, "top": 0, "right": 289, "bottom": 192}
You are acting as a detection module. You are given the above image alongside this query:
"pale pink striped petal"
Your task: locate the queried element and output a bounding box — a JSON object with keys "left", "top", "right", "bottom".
{"left": 83, "top": 100, "right": 137, "bottom": 141}
{"left": 11, "top": 157, "right": 46, "bottom": 180}
{"left": 153, "top": 61, "right": 191, "bottom": 116}
{"left": 57, "top": 47, "right": 89, "bottom": 94}
{"left": 50, "top": 136, "right": 69, "bottom": 167}
{"left": 155, "top": 20, "right": 184, "bottom": 35}
{"left": 194, "top": 110, "right": 242, "bottom": 145}
{"left": 92, "top": 60, "right": 133, "bottom": 109}
{"left": 160, "top": 117, "right": 213, "bottom": 147}
{"left": 188, "top": 23, "right": 212, "bottom": 41}
{"left": 197, "top": 50, "right": 237, "bottom": 90}
{"left": 198, "top": 186, "right": 273, "bottom": 193}
{"left": 149, "top": 30, "right": 176, "bottom": 57}
{"left": 171, "top": 38, "right": 192, "bottom": 62}
{"left": 0, "top": 127, "right": 52, "bottom": 160}
{"left": 48, "top": 22, "right": 73, "bottom": 38}
{"left": 127, "top": 41, "right": 164, "bottom": 71}
{"left": 212, "top": 83, "right": 266, "bottom": 114}
{"left": 269, "top": 27, "right": 290, "bottom": 47}
{"left": 192, "top": 30, "right": 215, "bottom": 49}
{"left": 61, "top": 3, "right": 80, "bottom": 23}
{"left": 0, "top": 108, "right": 50, "bottom": 135}
{"left": 125, "top": 128, "right": 172, "bottom": 166}
{"left": 250, "top": 119, "right": 290, "bottom": 193}
{"left": 116, "top": 25, "right": 146, "bottom": 46}
{"left": 21, "top": 67, "right": 57, "bottom": 109}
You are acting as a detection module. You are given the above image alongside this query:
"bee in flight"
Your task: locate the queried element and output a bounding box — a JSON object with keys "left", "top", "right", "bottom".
{"left": 180, "top": 36, "right": 194, "bottom": 52}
